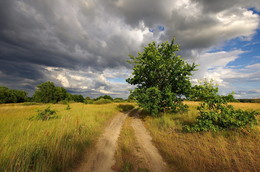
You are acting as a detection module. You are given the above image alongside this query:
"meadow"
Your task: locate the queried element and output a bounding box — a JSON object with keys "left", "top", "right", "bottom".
{"left": 1, "top": 101, "right": 259, "bottom": 172}
{"left": 144, "top": 101, "right": 260, "bottom": 172}
{"left": 0, "top": 103, "right": 121, "bottom": 172}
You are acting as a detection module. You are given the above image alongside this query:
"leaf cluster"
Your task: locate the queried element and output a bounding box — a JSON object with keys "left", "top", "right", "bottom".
{"left": 29, "top": 106, "right": 58, "bottom": 121}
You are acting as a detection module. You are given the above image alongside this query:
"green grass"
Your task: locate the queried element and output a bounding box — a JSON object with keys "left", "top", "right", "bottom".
{"left": 0, "top": 103, "right": 121, "bottom": 172}
{"left": 144, "top": 101, "right": 260, "bottom": 172}
{"left": 114, "top": 114, "right": 150, "bottom": 172}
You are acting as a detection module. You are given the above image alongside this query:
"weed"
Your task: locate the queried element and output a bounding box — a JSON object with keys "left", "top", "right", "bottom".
{"left": 66, "top": 104, "right": 71, "bottom": 110}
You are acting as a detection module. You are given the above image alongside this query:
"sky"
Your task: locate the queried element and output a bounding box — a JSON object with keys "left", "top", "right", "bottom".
{"left": 0, "top": 0, "right": 259, "bottom": 99}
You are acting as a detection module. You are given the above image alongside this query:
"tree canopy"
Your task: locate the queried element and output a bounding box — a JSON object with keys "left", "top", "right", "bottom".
{"left": 126, "top": 39, "right": 197, "bottom": 115}
{"left": 0, "top": 86, "right": 28, "bottom": 103}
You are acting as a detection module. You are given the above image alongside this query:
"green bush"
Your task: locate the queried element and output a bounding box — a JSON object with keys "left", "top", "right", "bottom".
{"left": 29, "top": 107, "right": 58, "bottom": 121}
{"left": 93, "top": 98, "right": 112, "bottom": 104}
{"left": 66, "top": 104, "right": 71, "bottom": 110}
{"left": 84, "top": 99, "right": 94, "bottom": 104}
{"left": 185, "top": 81, "right": 258, "bottom": 132}
{"left": 117, "top": 104, "right": 135, "bottom": 112}
{"left": 185, "top": 104, "right": 258, "bottom": 132}
{"left": 131, "top": 87, "right": 188, "bottom": 116}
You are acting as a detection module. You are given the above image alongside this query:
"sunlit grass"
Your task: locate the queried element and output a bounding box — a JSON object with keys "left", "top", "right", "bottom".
{"left": 0, "top": 103, "right": 121, "bottom": 172}
{"left": 145, "top": 101, "right": 260, "bottom": 172}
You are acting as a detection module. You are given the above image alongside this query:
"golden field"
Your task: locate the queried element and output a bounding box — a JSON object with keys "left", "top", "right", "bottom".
{"left": 0, "top": 103, "right": 120, "bottom": 172}
{"left": 144, "top": 101, "right": 260, "bottom": 172}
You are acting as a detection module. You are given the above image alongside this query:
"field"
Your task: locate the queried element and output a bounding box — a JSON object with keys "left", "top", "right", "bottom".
{"left": 144, "top": 101, "right": 260, "bottom": 172}
{"left": 0, "top": 103, "right": 121, "bottom": 172}
{"left": 0, "top": 101, "right": 259, "bottom": 172}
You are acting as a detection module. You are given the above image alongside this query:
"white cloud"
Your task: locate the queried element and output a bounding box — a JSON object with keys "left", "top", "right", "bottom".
{"left": 43, "top": 66, "right": 133, "bottom": 98}
{"left": 57, "top": 74, "right": 70, "bottom": 88}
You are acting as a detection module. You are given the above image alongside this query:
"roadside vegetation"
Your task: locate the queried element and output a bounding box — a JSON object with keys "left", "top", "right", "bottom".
{"left": 144, "top": 102, "right": 260, "bottom": 172}
{"left": 0, "top": 103, "right": 122, "bottom": 172}
{"left": 126, "top": 38, "right": 259, "bottom": 171}
{"left": 114, "top": 110, "right": 150, "bottom": 172}
{"left": 113, "top": 116, "right": 139, "bottom": 172}
{"left": 127, "top": 38, "right": 258, "bottom": 132}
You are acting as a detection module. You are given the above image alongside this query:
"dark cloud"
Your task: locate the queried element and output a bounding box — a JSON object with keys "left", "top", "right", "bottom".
{"left": 0, "top": 0, "right": 259, "bottom": 98}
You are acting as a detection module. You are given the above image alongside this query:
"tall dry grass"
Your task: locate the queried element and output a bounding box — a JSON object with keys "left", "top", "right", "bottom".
{"left": 0, "top": 103, "right": 119, "bottom": 172}
{"left": 145, "top": 101, "right": 260, "bottom": 172}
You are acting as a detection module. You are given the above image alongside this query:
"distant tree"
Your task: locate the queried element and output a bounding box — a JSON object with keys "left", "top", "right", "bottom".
{"left": 84, "top": 96, "right": 93, "bottom": 104}
{"left": 85, "top": 96, "right": 91, "bottom": 101}
{"left": 114, "top": 98, "right": 124, "bottom": 102}
{"left": 0, "top": 86, "right": 28, "bottom": 103}
{"left": 54, "top": 87, "right": 68, "bottom": 102}
{"left": 12, "top": 90, "right": 28, "bottom": 103}
{"left": 93, "top": 98, "right": 112, "bottom": 104}
{"left": 95, "top": 95, "right": 113, "bottom": 101}
{"left": 126, "top": 39, "right": 197, "bottom": 115}
{"left": 71, "top": 94, "right": 84, "bottom": 102}
{"left": 222, "top": 92, "right": 238, "bottom": 102}
{"left": 33, "top": 81, "right": 57, "bottom": 103}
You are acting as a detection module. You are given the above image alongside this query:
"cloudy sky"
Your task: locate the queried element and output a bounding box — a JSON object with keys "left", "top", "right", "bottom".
{"left": 0, "top": 0, "right": 259, "bottom": 99}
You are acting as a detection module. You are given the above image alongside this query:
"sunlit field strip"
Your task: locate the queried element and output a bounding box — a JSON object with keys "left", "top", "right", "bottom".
{"left": 145, "top": 101, "right": 260, "bottom": 172}
{"left": 0, "top": 103, "right": 121, "bottom": 172}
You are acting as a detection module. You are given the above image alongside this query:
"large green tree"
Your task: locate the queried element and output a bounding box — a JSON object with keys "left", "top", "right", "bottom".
{"left": 126, "top": 39, "right": 197, "bottom": 115}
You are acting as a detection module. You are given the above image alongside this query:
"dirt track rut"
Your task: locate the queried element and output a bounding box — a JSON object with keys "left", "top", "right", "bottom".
{"left": 75, "top": 111, "right": 168, "bottom": 172}
{"left": 131, "top": 117, "right": 169, "bottom": 172}
{"left": 75, "top": 112, "right": 127, "bottom": 172}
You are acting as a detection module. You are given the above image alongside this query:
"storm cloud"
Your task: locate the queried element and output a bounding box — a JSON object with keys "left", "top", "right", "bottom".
{"left": 0, "top": 0, "right": 259, "bottom": 98}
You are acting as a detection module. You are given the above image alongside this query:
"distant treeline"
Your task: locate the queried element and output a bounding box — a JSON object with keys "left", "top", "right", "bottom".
{"left": 0, "top": 81, "right": 127, "bottom": 104}
{"left": 237, "top": 99, "right": 260, "bottom": 103}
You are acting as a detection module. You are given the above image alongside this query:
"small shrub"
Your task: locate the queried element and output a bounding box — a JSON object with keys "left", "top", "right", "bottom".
{"left": 84, "top": 99, "right": 94, "bottom": 104}
{"left": 66, "top": 104, "right": 71, "bottom": 110}
{"left": 93, "top": 98, "right": 112, "bottom": 104}
{"left": 29, "top": 107, "right": 58, "bottom": 121}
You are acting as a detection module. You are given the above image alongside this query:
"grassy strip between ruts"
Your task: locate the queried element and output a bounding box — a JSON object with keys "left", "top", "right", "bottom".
{"left": 0, "top": 103, "right": 122, "bottom": 172}
{"left": 113, "top": 111, "right": 150, "bottom": 172}
{"left": 144, "top": 101, "right": 260, "bottom": 172}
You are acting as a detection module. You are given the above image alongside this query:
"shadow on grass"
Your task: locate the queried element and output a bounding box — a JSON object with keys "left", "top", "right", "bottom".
{"left": 117, "top": 104, "right": 135, "bottom": 112}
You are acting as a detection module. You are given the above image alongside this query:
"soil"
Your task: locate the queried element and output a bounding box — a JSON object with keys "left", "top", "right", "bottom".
{"left": 131, "top": 117, "right": 169, "bottom": 172}
{"left": 74, "top": 112, "right": 127, "bottom": 172}
{"left": 74, "top": 111, "right": 168, "bottom": 172}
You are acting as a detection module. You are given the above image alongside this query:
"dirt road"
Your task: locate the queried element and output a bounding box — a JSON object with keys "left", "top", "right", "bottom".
{"left": 75, "top": 111, "right": 168, "bottom": 172}
{"left": 75, "top": 112, "right": 127, "bottom": 172}
{"left": 131, "top": 117, "right": 169, "bottom": 172}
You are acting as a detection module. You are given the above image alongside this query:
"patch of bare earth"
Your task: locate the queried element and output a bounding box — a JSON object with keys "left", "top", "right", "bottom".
{"left": 131, "top": 117, "right": 169, "bottom": 172}
{"left": 74, "top": 112, "right": 127, "bottom": 172}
